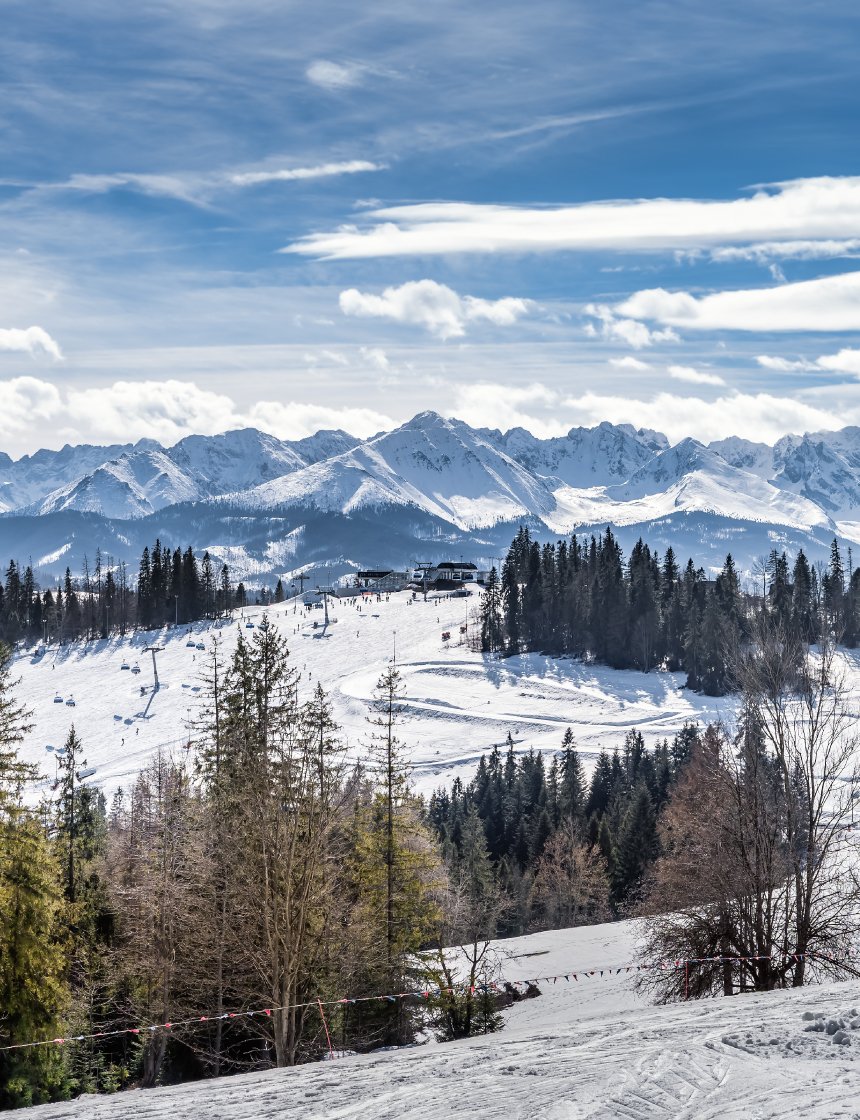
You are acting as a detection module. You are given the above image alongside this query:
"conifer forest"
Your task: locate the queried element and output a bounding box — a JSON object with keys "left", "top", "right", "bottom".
{"left": 2, "top": 529, "right": 860, "bottom": 1105}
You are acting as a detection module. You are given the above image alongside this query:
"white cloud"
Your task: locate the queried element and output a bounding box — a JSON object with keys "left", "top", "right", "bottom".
{"left": 247, "top": 402, "right": 392, "bottom": 441}
{"left": 60, "top": 172, "right": 204, "bottom": 205}
{"left": 756, "top": 348, "right": 860, "bottom": 377}
{"left": 302, "top": 349, "right": 350, "bottom": 367}
{"left": 359, "top": 346, "right": 390, "bottom": 373}
{"left": 813, "top": 349, "right": 860, "bottom": 377}
{"left": 448, "top": 383, "right": 565, "bottom": 437}
{"left": 584, "top": 304, "right": 679, "bottom": 349}
{"left": 39, "top": 159, "right": 383, "bottom": 207}
{"left": 0, "top": 377, "right": 63, "bottom": 437}
{"left": 617, "top": 270, "right": 860, "bottom": 332}
{"left": 0, "top": 375, "right": 394, "bottom": 452}
{"left": 306, "top": 60, "right": 363, "bottom": 90}
{"left": 609, "top": 356, "right": 651, "bottom": 370}
{"left": 230, "top": 160, "right": 383, "bottom": 187}
{"left": 712, "top": 239, "right": 860, "bottom": 263}
{"left": 443, "top": 380, "right": 860, "bottom": 445}
{"left": 64, "top": 380, "right": 241, "bottom": 445}
{"left": 285, "top": 176, "right": 860, "bottom": 259}
{"left": 756, "top": 355, "right": 814, "bottom": 372}
{"left": 339, "top": 279, "right": 533, "bottom": 340}
{"left": 668, "top": 364, "right": 726, "bottom": 386}
{"left": 560, "top": 391, "right": 860, "bottom": 445}
{"left": 0, "top": 325, "right": 62, "bottom": 360}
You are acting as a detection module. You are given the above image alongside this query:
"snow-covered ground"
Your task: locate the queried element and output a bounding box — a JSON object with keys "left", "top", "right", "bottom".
{"left": 14, "top": 592, "right": 860, "bottom": 1117}
{"left": 20, "top": 918, "right": 860, "bottom": 1119}
{"left": 13, "top": 588, "right": 733, "bottom": 800}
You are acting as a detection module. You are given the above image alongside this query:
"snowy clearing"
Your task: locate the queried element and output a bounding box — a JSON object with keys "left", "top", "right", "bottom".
{"left": 19, "top": 919, "right": 860, "bottom": 1119}
{"left": 13, "top": 588, "right": 735, "bottom": 800}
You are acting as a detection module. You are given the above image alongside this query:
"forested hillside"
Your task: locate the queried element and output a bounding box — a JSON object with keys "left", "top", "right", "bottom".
{"left": 481, "top": 526, "right": 857, "bottom": 694}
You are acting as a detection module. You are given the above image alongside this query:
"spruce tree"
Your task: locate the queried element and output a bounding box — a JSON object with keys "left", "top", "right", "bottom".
{"left": 480, "top": 567, "right": 503, "bottom": 652}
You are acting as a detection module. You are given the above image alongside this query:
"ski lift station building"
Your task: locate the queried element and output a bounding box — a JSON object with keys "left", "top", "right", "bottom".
{"left": 354, "top": 570, "right": 411, "bottom": 592}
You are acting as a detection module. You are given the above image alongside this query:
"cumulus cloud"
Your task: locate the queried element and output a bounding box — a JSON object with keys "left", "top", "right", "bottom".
{"left": 448, "top": 383, "right": 565, "bottom": 438}
{"left": 306, "top": 60, "right": 363, "bottom": 90}
{"left": 668, "top": 365, "right": 726, "bottom": 386}
{"left": 247, "top": 401, "right": 392, "bottom": 441}
{"left": 0, "top": 325, "right": 63, "bottom": 360}
{"left": 0, "top": 377, "right": 63, "bottom": 438}
{"left": 617, "top": 270, "right": 860, "bottom": 332}
{"left": 559, "top": 390, "right": 858, "bottom": 445}
{"left": 285, "top": 176, "right": 860, "bottom": 259}
{"left": 339, "top": 279, "right": 533, "bottom": 340}
{"left": 442, "top": 379, "right": 860, "bottom": 445}
{"left": 63, "top": 380, "right": 241, "bottom": 445}
{"left": 0, "top": 375, "right": 394, "bottom": 454}
{"left": 815, "top": 349, "right": 860, "bottom": 376}
{"left": 584, "top": 304, "right": 679, "bottom": 349}
{"left": 230, "top": 160, "right": 383, "bottom": 186}
{"left": 609, "top": 356, "right": 652, "bottom": 370}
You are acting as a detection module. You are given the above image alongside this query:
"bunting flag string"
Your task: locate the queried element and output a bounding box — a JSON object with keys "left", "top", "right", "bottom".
{"left": 0, "top": 949, "right": 812, "bottom": 1054}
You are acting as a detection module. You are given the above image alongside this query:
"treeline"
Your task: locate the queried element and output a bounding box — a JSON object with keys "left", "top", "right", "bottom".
{"left": 482, "top": 527, "right": 860, "bottom": 694}
{"left": 429, "top": 724, "right": 697, "bottom": 935}
{"left": 433, "top": 618, "right": 860, "bottom": 998}
{"left": 0, "top": 628, "right": 496, "bottom": 1108}
{"left": 0, "top": 542, "right": 291, "bottom": 648}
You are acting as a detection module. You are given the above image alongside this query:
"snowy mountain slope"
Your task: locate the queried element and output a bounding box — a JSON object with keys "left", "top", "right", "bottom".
{"left": 288, "top": 428, "right": 362, "bottom": 464}
{"left": 9, "top": 414, "right": 860, "bottom": 580}
{"left": 236, "top": 412, "right": 558, "bottom": 529}
{"left": 772, "top": 433, "right": 860, "bottom": 516}
{"left": 486, "top": 419, "right": 667, "bottom": 488}
{"left": 29, "top": 430, "right": 310, "bottom": 519}
{"left": 167, "top": 428, "right": 307, "bottom": 493}
{"left": 0, "top": 429, "right": 313, "bottom": 519}
{"left": 0, "top": 439, "right": 152, "bottom": 513}
{"left": 602, "top": 439, "right": 832, "bottom": 530}
{"left": 20, "top": 915, "right": 860, "bottom": 1119}
{"left": 14, "top": 588, "right": 734, "bottom": 803}
{"left": 707, "top": 435, "right": 773, "bottom": 476}
{"left": 32, "top": 449, "right": 201, "bottom": 519}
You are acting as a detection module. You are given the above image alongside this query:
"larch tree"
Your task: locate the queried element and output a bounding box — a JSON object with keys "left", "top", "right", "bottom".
{"left": 0, "top": 642, "right": 70, "bottom": 1106}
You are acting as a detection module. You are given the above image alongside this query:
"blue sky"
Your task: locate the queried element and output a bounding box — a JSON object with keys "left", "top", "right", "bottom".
{"left": 2, "top": 0, "right": 860, "bottom": 454}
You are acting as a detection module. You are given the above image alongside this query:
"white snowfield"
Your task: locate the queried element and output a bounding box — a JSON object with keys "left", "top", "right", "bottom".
{"left": 14, "top": 588, "right": 732, "bottom": 800}
{"left": 20, "top": 919, "right": 860, "bottom": 1119}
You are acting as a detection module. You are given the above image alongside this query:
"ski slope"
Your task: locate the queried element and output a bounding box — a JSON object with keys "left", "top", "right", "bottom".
{"left": 12, "top": 588, "right": 734, "bottom": 800}
{"left": 20, "top": 918, "right": 860, "bottom": 1119}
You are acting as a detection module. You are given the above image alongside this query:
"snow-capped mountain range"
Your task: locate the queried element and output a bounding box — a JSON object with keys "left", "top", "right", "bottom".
{"left": 2, "top": 411, "right": 860, "bottom": 582}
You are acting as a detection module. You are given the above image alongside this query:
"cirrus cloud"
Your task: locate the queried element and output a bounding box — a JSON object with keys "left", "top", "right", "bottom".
{"left": 229, "top": 160, "right": 383, "bottom": 187}
{"left": 286, "top": 176, "right": 860, "bottom": 259}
